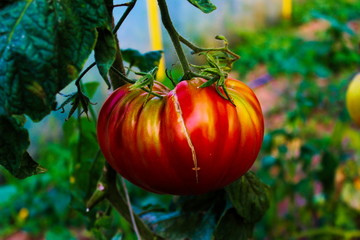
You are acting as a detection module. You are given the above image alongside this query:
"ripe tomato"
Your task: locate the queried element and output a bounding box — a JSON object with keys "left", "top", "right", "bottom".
{"left": 97, "top": 78, "right": 264, "bottom": 195}
{"left": 346, "top": 73, "right": 360, "bottom": 126}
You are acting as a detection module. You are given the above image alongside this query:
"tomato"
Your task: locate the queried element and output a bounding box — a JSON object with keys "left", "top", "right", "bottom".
{"left": 346, "top": 73, "right": 360, "bottom": 126}
{"left": 97, "top": 78, "right": 264, "bottom": 195}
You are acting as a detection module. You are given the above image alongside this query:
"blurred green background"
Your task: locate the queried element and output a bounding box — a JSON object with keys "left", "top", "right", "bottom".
{"left": 1, "top": 0, "right": 360, "bottom": 239}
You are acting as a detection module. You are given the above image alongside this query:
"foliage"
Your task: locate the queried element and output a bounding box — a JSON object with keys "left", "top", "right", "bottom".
{"left": 186, "top": 0, "right": 216, "bottom": 14}
{"left": 0, "top": 0, "right": 113, "bottom": 178}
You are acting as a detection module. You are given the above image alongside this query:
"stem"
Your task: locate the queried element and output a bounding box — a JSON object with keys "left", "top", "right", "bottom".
{"left": 76, "top": 108, "right": 82, "bottom": 164}
{"left": 192, "top": 72, "right": 211, "bottom": 80}
{"left": 179, "top": 35, "right": 240, "bottom": 60}
{"left": 110, "top": 45, "right": 126, "bottom": 89}
{"left": 110, "top": 67, "right": 164, "bottom": 98}
{"left": 75, "top": 62, "right": 96, "bottom": 88}
{"left": 112, "top": 0, "right": 137, "bottom": 34}
{"left": 110, "top": 1, "right": 138, "bottom": 88}
{"left": 110, "top": 66, "right": 135, "bottom": 84}
{"left": 157, "top": 0, "right": 192, "bottom": 79}
{"left": 104, "top": 164, "right": 162, "bottom": 239}
{"left": 121, "top": 178, "right": 141, "bottom": 239}
{"left": 178, "top": 35, "right": 203, "bottom": 53}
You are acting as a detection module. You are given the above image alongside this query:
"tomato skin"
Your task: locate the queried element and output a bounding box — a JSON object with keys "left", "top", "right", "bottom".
{"left": 346, "top": 73, "right": 360, "bottom": 127}
{"left": 97, "top": 78, "right": 264, "bottom": 195}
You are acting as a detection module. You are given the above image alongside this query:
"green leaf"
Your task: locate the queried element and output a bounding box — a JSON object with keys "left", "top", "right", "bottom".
{"left": 140, "top": 51, "right": 163, "bottom": 72}
{"left": 0, "top": 113, "right": 46, "bottom": 178}
{"left": 225, "top": 172, "right": 270, "bottom": 223}
{"left": 0, "top": 0, "right": 111, "bottom": 121}
{"left": 214, "top": 208, "right": 254, "bottom": 240}
{"left": 187, "top": 0, "right": 216, "bottom": 13}
{"left": 121, "top": 49, "right": 163, "bottom": 72}
{"left": 0, "top": 0, "right": 110, "bottom": 178}
{"left": 143, "top": 191, "right": 227, "bottom": 240}
{"left": 144, "top": 211, "right": 216, "bottom": 240}
{"left": 95, "top": 28, "right": 116, "bottom": 89}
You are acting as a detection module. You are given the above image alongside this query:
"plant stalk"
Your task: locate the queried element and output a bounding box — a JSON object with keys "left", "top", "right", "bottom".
{"left": 179, "top": 35, "right": 240, "bottom": 60}
{"left": 104, "top": 164, "right": 161, "bottom": 239}
{"left": 112, "top": 0, "right": 137, "bottom": 34}
{"left": 157, "top": 0, "right": 192, "bottom": 80}
{"left": 108, "top": 0, "right": 138, "bottom": 89}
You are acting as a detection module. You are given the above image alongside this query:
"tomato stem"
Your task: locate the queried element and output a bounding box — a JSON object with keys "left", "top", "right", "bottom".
{"left": 156, "top": 0, "right": 239, "bottom": 89}
{"left": 109, "top": 0, "right": 138, "bottom": 89}
{"left": 104, "top": 164, "right": 162, "bottom": 239}
{"left": 120, "top": 177, "right": 141, "bottom": 239}
{"left": 157, "top": 0, "right": 193, "bottom": 80}
{"left": 179, "top": 35, "right": 240, "bottom": 61}
{"left": 111, "top": 66, "right": 164, "bottom": 98}
{"left": 75, "top": 62, "right": 96, "bottom": 89}
{"left": 112, "top": 0, "right": 137, "bottom": 34}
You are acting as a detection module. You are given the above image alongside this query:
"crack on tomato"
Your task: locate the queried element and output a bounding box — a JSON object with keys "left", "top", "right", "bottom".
{"left": 173, "top": 93, "right": 200, "bottom": 183}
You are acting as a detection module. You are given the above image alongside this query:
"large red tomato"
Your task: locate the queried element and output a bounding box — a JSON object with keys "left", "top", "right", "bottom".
{"left": 97, "top": 78, "right": 264, "bottom": 195}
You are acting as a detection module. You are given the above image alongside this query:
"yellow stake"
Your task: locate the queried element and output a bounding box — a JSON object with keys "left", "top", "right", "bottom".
{"left": 282, "top": 0, "right": 292, "bottom": 20}
{"left": 146, "top": 0, "right": 165, "bottom": 80}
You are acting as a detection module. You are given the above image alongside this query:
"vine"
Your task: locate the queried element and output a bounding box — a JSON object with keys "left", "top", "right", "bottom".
{"left": 156, "top": 0, "right": 239, "bottom": 102}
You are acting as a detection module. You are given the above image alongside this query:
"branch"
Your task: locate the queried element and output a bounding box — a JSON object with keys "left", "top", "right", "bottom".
{"left": 75, "top": 62, "right": 96, "bottom": 88}
{"left": 157, "top": 0, "right": 192, "bottom": 80}
{"left": 112, "top": 0, "right": 137, "bottom": 34}
{"left": 121, "top": 177, "right": 141, "bottom": 239}
{"left": 87, "top": 165, "right": 162, "bottom": 239}
{"left": 104, "top": 164, "right": 162, "bottom": 240}
{"left": 109, "top": 0, "right": 138, "bottom": 89}
{"left": 179, "top": 35, "right": 240, "bottom": 61}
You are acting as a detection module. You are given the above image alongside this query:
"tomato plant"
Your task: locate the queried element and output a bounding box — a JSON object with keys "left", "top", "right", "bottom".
{"left": 0, "top": 0, "right": 272, "bottom": 239}
{"left": 346, "top": 73, "right": 360, "bottom": 126}
{"left": 97, "top": 77, "right": 264, "bottom": 195}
